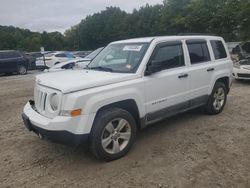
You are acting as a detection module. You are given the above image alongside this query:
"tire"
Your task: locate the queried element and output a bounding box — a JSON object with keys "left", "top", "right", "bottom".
{"left": 17, "top": 65, "right": 27, "bottom": 75}
{"left": 90, "top": 108, "right": 137, "bottom": 161}
{"left": 205, "top": 82, "right": 227, "bottom": 115}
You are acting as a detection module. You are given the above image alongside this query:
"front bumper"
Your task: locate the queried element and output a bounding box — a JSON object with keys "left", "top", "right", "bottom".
{"left": 22, "top": 100, "right": 94, "bottom": 145}
{"left": 233, "top": 67, "right": 250, "bottom": 80}
{"left": 22, "top": 112, "right": 88, "bottom": 145}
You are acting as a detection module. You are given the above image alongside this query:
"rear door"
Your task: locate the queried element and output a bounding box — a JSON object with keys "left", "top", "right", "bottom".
{"left": 144, "top": 41, "right": 190, "bottom": 122}
{"left": 185, "top": 39, "right": 213, "bottom": 105}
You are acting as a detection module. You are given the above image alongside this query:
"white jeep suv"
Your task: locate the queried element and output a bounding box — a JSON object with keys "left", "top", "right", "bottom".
{"left": 22, "top": 35, "right": 233, "bottom": 161}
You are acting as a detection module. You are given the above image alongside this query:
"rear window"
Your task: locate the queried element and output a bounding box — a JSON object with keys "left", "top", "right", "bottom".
{"left": 186, "top": 40, "right": 210, "bottom": 64}
{"left": 210, "top": 40, "right": 227, "bottom": 59}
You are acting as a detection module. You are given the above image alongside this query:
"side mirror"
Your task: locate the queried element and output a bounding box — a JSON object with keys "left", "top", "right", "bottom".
{"left": 145, "top": 60, "right": 163, "bottom": 75}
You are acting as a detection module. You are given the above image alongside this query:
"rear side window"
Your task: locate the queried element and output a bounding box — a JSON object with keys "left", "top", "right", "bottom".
{"left": 210, "top": 40, "right": 227, "bottom": 59}
{"left": 187, "top": 40, "right": 210, "bottom": 64}
{"left": 151, "top": 42, "right": 185, "bottom": 70}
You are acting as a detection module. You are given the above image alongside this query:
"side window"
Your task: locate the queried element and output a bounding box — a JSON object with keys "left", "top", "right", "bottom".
{"left": 2, "top": 52, "right": 14, "bottom": 59}
{"left": 55, "top": 53, "right": 67, "bottom": 58}
{"left": 11, "top": 51, "right": 21, "bottom": 58}
{"left": 187, "top": 40, "right": 210, "bottom": 64}
{"left": 151, "top": 42, "right": 185, "bottom": 70}
{"left": 210, "top": 40, "right": 227, "bottom": 59}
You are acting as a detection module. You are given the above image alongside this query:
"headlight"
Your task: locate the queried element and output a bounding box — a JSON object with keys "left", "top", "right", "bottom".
{"left": 233, "top": 63, "right": 241, "bottom": 69}
{"left": 50, "top": 93, "right": 59, "bottom": 111}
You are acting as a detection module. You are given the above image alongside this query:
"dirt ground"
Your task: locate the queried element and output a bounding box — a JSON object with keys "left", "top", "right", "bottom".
{"left": 0, "top": 72, "right": 249, "bottom": 188}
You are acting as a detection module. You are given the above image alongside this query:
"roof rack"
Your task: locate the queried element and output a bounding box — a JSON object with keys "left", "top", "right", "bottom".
{"left": 177, "top": 33, "right": 218, "bottom": 36}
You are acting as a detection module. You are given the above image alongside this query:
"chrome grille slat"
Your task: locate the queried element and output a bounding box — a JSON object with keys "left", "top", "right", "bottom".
{"left": 35, "top": 87, "right": 48, "bottom": 113}
{"left": 34, "top": 84, "right": 60, "bottom": 119}
{"left": 42, "top": 93, "right": 47, "bottom": 111}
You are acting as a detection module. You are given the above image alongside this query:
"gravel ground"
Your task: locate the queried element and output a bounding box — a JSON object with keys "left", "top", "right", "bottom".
{"left": 0, "top": 72, "right": 249, "bottom": 188}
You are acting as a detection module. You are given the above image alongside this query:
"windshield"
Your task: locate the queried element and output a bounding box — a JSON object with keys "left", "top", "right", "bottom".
{"left": 88, "top": 43, "right": 149, "bottom": 73}
{"left": 85, "top": 47, "right": 104, "bottom": 59}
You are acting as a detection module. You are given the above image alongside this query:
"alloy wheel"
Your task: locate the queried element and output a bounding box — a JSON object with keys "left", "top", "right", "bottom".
{"left": 101, "top": 118, "right": 131, "bottom": 154}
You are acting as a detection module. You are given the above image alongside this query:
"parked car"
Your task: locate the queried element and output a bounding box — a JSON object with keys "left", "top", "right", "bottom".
{"left": 36, "top": 52, "right": 75, "bottom": 68}
{"left": 0, "top": 50, "right": 29, "bottom": 75}
{"left": 232, "top": 41, "right": 250, "bottom": 61}
{"left": 45, "top": 59, "right": 89, "bottom": 72}
{"left": 233, "top": 58, "right": 250, "bottom": 80}
{"left": 22, "top": 35, "right": 233, "bottom": 161}
{"left": 45, "top": 47, "right": 104, "bottom": 72}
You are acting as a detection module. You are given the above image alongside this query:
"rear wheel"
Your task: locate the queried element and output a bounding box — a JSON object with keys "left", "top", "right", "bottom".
{"left": 205, "top": 82, "right": 227, "bottom": 115}
{"left": 90, "top": 108, "right": 137, "bottom": 161}
{"left": 17, "top": 65, "right": 27, "bottom": 75}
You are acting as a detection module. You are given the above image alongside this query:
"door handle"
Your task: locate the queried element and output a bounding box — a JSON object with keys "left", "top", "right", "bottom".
{"left": 178, "top": 74, "right": 188, "bottom": 79}
{"left": 207, "top": 68, "right": 215, "bottom": 72}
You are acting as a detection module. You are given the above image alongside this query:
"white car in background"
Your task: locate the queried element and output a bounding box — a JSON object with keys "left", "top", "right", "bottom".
{"left": 233, "top": 58, "right": 250, "bottom": 80}
{"left": 45, "top": 47, "right": 104, "bottom": 72}
{"left": 36, "top": 52, "right": 76, "bottom": 68}
{"left": 45, "top": 59, "right": 90, "bottom": 72}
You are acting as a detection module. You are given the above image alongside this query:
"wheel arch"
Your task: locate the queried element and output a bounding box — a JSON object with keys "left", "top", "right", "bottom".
{"left": 210, "top": 72, "right": 231, "bottom": 95}
{"left": 93, "top": 99, "right": 142, "bottom": 130}
{"left": 215, "top": 76, "right": 230, "bottom": 93}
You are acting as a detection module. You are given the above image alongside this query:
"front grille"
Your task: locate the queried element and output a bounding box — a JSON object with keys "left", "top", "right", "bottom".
{"left": 237, "top": 73, "right": 250, "bottom": 78}
{"left": 35, "top": 88, "right": 48, "bottom": 112}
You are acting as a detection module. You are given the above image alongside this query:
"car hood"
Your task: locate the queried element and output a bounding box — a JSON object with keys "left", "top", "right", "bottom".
{"left": 36, "top": 70, "right": 138, "bottom": 93}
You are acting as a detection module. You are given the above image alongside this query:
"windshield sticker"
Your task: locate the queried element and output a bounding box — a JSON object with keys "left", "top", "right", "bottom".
{"left": 123, "top": 45, "right": 143, "bottom": 51}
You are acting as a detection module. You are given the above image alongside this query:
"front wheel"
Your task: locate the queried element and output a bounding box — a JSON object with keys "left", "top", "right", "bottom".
{"left": 17, "top": 65, "right": 27, "bottom": 75}
{"left": 90, "top": 108, "right": 137, "bottom": 161}
{"left": 205, "top": 82, "right": 227, "bottom": 115}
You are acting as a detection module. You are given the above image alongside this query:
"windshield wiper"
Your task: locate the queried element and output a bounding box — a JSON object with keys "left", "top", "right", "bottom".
{"left": 88, "top": 66, "right": 113, "bottom": 72}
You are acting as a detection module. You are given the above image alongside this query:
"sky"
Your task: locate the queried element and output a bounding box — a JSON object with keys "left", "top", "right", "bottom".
{"left": 0, "top": 0, "right": 163, "bottom": 33}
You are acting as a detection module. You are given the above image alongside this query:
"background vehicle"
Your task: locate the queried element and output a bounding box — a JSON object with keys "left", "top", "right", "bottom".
{"left": 233, "top": 58, "right": 250, "bottom": 80}
{"left": 46, "top": 47, "right": 104, "bottom": 72}
{"left": 73, "top": 51, "right": 92, "bottom": 58}
{"left": 75, "top": 47, "right": 104, "bottom": 69}
{"left": 35, "top": 52, "right": 75, "bottom": 68}
{"left": 232, "top": 41, "right": 250, "bottom": 60}
{"left": 0, "top": 50, "right": 29, "bottom": 75}
{"left": 22, "top": 35, "right": 232, "bottom": 161}
{"left": 45, "top": 59, "right": 90, "bottom": 72}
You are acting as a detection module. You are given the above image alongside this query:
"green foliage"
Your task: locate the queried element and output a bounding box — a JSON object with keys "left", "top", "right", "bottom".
{"left": 0, "top": 26, "right": 65, "bottom": 52}
{"left": 0, "top": 0, "right": 249, "bottom": 51}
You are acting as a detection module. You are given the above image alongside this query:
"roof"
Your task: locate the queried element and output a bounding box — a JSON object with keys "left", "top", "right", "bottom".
{"left": 0, "top": 50, "right": 18, "bottom": 52}
{"left": 111, "top": 35, "right": 223, "bottom": 44}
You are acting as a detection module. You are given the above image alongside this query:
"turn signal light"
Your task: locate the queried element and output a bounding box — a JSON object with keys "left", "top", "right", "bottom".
{"left": 70, "top": 109, "right": 82, "bottom": 117}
